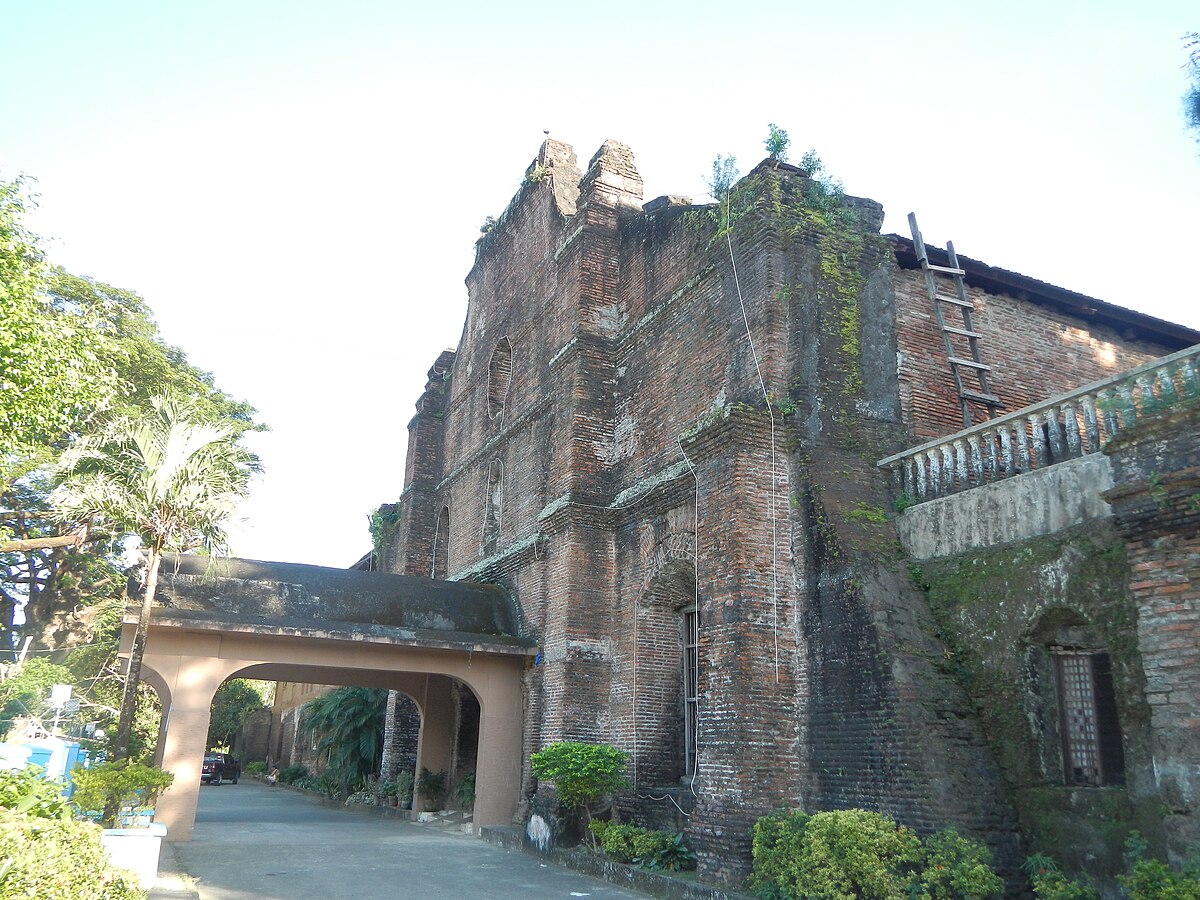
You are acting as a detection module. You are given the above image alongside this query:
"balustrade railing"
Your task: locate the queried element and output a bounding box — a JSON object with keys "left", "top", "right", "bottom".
{"left": 878, "top": 343, "right": 1200, "bottom": 504}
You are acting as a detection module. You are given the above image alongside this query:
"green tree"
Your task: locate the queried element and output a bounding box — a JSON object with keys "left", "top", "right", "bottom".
{"left": 0, "top": 179, "right": 122, "bottom": 486}
{"left": 50, "top": 396, "right": 260, "bottom": 763}
{"left": 0, "top": 657, "right": 74, "bottom": 737}
{"left": 207, "top": 678, "right": 272, "bottom": 749}
{"left": 301, "top": 686, "right": 387, "bottom": 794}
{"left": 529, "top": 741, "right": 628, "bottom": 840}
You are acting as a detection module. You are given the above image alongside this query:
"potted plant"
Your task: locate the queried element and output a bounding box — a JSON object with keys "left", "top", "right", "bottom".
{"left": 416, "top": 767, "right": 447, "bottom": 812}
{"left": 451, "top": 769, "right": 476, "bottom": 811}
{"left": 378, "top": 778, "right": 399, "bottom": 807}
{"left": 393, "top": 769, "right": 414, "bottom": 809}
{"left": 70, "top": 760, "right": 175, "bottom": 888}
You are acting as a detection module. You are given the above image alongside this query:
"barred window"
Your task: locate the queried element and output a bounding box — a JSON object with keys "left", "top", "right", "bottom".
{"left": 1053, "top": 648, "right": 1124, "bottom": 787}
{"left": 682, "top": 606, "right": 699, "bottom": 780}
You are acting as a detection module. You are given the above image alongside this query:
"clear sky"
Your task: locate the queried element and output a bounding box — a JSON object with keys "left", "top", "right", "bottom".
{"left": 3, "top": 1, "right": 1197, "bottom": 568}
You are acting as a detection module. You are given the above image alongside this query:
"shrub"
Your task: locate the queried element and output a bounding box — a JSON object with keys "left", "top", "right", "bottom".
{"left": 1022, "top": 854, "right": 1099, "bottom": 900}
{"left": 243, "top": 761, "right": 267, "bottom": 777}
{"left": 418, "top": 768, "right": 448, "bottom": 810}
{"left": 0, "top": 766, "right": 72, "bottom": 820}
{"left": 0, "top": 814, "right": 144, "bottom": 899}
{"left": 71, "top": 761, "right": 174, "bottom": 827}
{"left": 451, "top": 769, "right": 475, "bottom": 810}
{"left": 594, "top": 823, "right": 695, "bottom": 871}
{"left": 1119, "top": 858, "right": 1200, "bottom": 899}
{"left": 749, "top": 809, "right": 923, "bottom": 900}
{"left": 914, "top": 828, "right": 1003, "bottom": 899}
{"left": 278, "top": 764, "right": 307, "bottom": 784}
{"left": 392, "top": 769, "right": 414, "bottom": 802}
{"left": 530, "top": 741, "right": 628, "bottom": 825}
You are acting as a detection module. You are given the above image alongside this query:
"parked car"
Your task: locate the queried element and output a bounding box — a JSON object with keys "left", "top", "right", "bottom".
{"left": 201, "top": 753, "right": 240, "bottom": 785}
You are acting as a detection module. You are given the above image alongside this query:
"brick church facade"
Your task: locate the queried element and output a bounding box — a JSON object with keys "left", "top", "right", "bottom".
{"left": 376, "top": 138, "right": 1200, "bottom": 885}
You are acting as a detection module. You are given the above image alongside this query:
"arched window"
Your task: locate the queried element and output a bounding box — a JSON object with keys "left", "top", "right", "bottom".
{"left": 487, "top": 338, "right": 512, "bottom": 419}
{"left": 432, "top": 505, "right": 449, "bottom": 580}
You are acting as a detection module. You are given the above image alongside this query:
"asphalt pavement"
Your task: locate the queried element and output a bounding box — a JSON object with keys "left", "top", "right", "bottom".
{"left": 156, "top": 780, "right": 648, "bottom": 900}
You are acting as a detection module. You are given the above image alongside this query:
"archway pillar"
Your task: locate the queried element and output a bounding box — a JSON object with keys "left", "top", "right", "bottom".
{"left": 471, "top": 657, "right": 525, "bottom": 831}
{"left": 412, "top": 675, "right": 454, "bottom": 812}
{"left": 144, "top": 651, "right": 245, "bottom": 842}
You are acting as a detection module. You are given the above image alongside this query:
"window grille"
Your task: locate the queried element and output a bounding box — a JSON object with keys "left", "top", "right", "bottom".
{"left": 1053, "top": 648, "right": 1124, "bottom": 786}
{"left": 683, "top": 607, "right": 699, "bottom": 779}
{"left": 1056, "top": 650, "right": 1101, "bottom": 785}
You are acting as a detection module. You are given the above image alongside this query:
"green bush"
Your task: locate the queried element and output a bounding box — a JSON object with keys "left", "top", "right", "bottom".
{"left": 70, "top": 761, "right": 174, "bottom": 827}
{"left": 278, "top": 764, "right": 307, "bottom": 784}
{"left": 0, "top": 814, "right": 144, "bottom": 899}
{"left": 750, "top": 809, "right": 936, "bottom": 900}
{"left": 243, "top": 761, "right": 267, "bottom": 777}
{"left": 1022, "top": 854, "right": 1099, "bottom": 900}
{"left": 1120, "top": 858, "right": 1200, "bottom": 899}
{"left": 530, "top": 741, "right": 628, "bottom": 824}
{"left": 451, "top": 769, "right": 475, "bottom": 810}
{"left": 0, "top": 766, "right": 72, "bottom": 820}
{"left": 914, "top": 828, "right": 1003, "bottom": 899}
{"left": 593, "top": 823, "right": 696, "bottom": 871}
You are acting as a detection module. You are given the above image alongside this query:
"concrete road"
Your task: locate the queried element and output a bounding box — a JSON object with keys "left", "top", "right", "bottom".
{"left": 168, "top": 781, "right": 646, "bottom": 899}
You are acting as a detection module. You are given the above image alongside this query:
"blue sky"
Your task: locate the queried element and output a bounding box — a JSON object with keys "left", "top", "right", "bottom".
{"left": 3, "top": 1, "right": 1198, "bottom": 567}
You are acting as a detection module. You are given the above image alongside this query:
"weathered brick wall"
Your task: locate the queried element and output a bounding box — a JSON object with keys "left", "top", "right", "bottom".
{"left": 893, "top": 267, "right": 1175, "bottom": 441}
{"left": 1103, "top": 404, "right": 1200, "bottom": 863}
{"left": 917, "top": 521, "right": 1160, "bottom": 884}
{"left": 381, "top": 139, "right": 1195, "bottom": 887}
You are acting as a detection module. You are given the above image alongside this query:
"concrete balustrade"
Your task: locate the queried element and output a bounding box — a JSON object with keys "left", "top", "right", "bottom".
{"left": 878, "top": 343, "right": 1200, "bottom": 503}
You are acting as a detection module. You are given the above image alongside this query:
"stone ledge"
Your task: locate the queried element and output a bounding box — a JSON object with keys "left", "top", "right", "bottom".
{"left": 479, "top": 826, "right": 755, "bottom": 900}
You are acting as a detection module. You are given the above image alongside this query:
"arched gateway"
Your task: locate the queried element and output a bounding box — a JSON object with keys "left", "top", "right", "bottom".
{"left": 127, "top": 555, "right": 533, "bottom": 842}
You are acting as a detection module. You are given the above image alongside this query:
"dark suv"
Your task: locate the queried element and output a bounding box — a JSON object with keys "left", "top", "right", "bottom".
{"left": 201, "top": 753, "right": 240, "bottom": 785}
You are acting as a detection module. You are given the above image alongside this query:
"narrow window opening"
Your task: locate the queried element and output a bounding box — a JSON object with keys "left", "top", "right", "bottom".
{"left": 432, "top": 505, "right": 449, "bottom": 580}
{"left": 682, "top": 606, "right": 699, "bottom": 781}
{"left": 487, "top": 338, "right": 512, "bottom": 419}
{"left": 483, "top": 460, "right": 503, "bottom": 551}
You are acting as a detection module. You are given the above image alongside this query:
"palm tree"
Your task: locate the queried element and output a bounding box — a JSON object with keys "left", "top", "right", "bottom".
{"left": 301, "top": 686, "right": 387, "bottom": 794}
{"left": 50, "top": 395, "right": 259, "bottom": 762}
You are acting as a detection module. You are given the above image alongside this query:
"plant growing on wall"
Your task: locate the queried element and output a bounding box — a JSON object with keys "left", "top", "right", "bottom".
{"left": 530, "top": 741, "right": 629, "bottom": 842}
{"left": 764, "top": 123, "right": 790, "bottom": 162}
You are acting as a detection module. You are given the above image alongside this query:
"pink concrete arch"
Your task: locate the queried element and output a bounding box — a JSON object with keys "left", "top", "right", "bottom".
{"left": 131, "top": 620, "right": 530, "bottom": 843}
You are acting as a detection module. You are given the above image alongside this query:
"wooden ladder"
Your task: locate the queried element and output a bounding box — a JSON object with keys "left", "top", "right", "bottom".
{"left": 908, "top": 212, "right": 1002, "bottom": 428}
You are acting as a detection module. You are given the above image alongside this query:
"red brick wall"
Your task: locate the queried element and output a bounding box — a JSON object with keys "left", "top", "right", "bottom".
{"left": 382, "top": 142, "right": 1194, "bottom": 884}
{"left": 1103, "top": 406, "right": 1200, "bottom": 862}
{"left": 894, "top": 268, "right": 1174, "bottom": 441}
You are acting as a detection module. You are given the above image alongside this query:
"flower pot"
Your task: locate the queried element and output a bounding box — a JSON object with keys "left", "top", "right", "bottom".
{"left": 101, "top": 823, "right": 167, "bottom": 889}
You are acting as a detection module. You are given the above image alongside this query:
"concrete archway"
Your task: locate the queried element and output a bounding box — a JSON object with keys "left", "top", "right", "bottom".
{"left": 125, "top": 556, "right": 534, "bottom": 842}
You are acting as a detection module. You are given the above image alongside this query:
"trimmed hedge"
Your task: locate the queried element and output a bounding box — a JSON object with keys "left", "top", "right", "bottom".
{"left": 749, "top": 809, "right": 1002, "bottom": 900}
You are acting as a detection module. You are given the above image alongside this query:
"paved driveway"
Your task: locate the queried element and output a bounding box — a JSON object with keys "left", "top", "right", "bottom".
{"left": 168, "top": 781, "right": 646, "bottom": 899}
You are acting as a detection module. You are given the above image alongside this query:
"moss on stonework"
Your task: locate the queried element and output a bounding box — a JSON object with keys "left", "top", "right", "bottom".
{"left": 914, "top": 520, "right": 1164, "bottom": 872}
{"left": 685, "top": 165, "right": 888, "bottom": 399}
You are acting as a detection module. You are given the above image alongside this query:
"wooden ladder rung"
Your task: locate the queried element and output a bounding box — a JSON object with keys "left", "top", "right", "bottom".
{"left": 943, "top": 325, "right": 982, "bottom": 338}
{"left": 934, "top": 293, "right": 972, "bottom": 308}
{"left": 948, "top": 356, "right": 992, "bottom": 371}
{"left": 926, "top": 263, "right": 966, "bottom": 275}
{"left": 961, "top": 389, "right": 1002, "bottom": 405}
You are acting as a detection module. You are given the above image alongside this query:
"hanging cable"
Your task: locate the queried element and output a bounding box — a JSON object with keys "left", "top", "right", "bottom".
{"left": 725, "top": 230, "right": 780, "bottom": 681}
